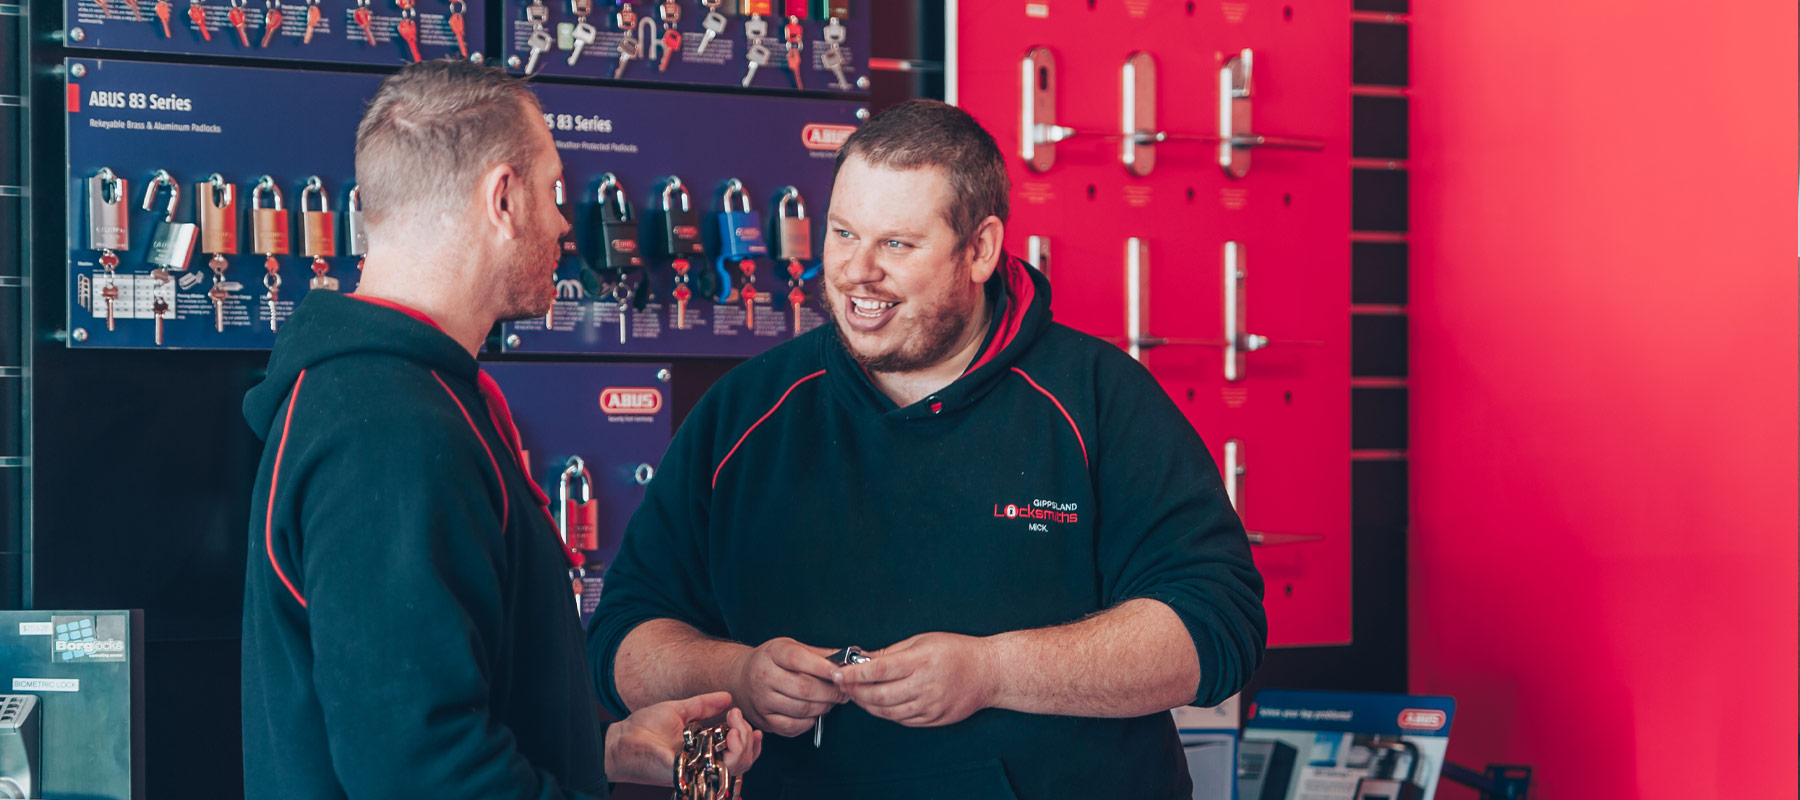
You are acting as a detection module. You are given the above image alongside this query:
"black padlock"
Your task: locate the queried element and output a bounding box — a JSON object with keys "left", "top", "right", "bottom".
{"left": 593, "top": 173, "right": 644, "bottom": 271}
{"left": 659, "top": 176, "right": 706, "bottom": 258}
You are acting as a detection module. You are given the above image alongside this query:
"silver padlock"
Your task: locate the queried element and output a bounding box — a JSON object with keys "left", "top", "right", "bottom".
{"left": 88, "top": 168, "right": 130, "bottom": 253}
{"left": 346, "top": 185, "right": 368, "bottom": 258}
{"left": 142, "top": 169, "right": 198, "bottom": 271}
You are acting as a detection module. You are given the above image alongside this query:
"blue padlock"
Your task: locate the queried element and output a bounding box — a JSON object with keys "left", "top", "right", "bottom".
{"left": 714, "top": 179, "right": 768, "bottom": 316}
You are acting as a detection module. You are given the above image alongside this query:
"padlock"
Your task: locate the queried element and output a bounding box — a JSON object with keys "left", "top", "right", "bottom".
{"left": 716, "top": 179, "right": 768, "bottom": 263}
{"left": 559, "top": 457, "right": 600, "bottom": 553}
{"left": 197, "top": 174, "right": 239, "bottom": 256}
{"left": 141, "top": 169, "right": 198, "bottom": 271}
{"left": 811, "top": 0, "right": 846, "bottom": 20}
{"left": 554, "top": 177, "right": 584, "bottom": 264}
{"left": 782, "top": 0, "right": 807, "bottom": 17}
{"left": 592, "top": 173, "right": 644, "bottom": 270}
{"left": 774, "top": 185, "right": 812, "bottom": 262}
{"left": 250, "top": 176, "right": 290, "bottom": 256}
{"left": 659, "top": 177, "right": 706, "bottom": 258}
{"left": 300, "top": 177, "right": 336, "bottom": 259}
{"left": 345, "top": 186, "right": 368, "bottom": 257}
{"left": 739, "top": 0, "right": 771, "bottom": 15}
{"left": 88, "top": 168, "right": 131, "bottom": 253}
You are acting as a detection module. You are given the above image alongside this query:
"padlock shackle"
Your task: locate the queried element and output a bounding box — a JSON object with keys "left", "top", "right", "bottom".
{"left": 205, "top": 173, "right": 235, "bottom": 210}
{"left": 721, "top": 178, "right": 751, "bottom": 213}
{"left": 141, "top": 169, "right": 181, "bottom": 221}
{"left": 596, "top": 172, "right": 630, "bottom": 219}
{"left": 776, "top": 185, "right": 805, "bottom": 220}
{"left": 252, "top": 175, "right": 284, "bottom": 211}
{"left": 347, "top": 185, "right": 363, "bottom": 211}
{"left": 661, "top": 176, "right": 690, "bottom": 213}
{"left": 301, "top": 176, "right": 330, "bottom": 214}
{"left": 94, "top": 167, "right": 124, "bottom": 205}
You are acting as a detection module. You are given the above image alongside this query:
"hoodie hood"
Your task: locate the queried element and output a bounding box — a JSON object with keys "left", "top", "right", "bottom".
{"left": 824, "top": 252, "right": 1054, "bottom": 419}
{"left": 243, "top": 291, "right": 479, "bottom": 439}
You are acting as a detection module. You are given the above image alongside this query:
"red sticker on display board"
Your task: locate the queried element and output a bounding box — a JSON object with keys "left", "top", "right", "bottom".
{"left": 599, "top": 387, "right": 664, "bottom": 415}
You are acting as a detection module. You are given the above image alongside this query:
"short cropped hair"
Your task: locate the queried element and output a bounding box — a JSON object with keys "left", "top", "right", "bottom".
{"left": 834, "top": 99, "right": 1009, "bottom": 252}
{"left": 354, "top": 60, "right": 545, "bottom": 228}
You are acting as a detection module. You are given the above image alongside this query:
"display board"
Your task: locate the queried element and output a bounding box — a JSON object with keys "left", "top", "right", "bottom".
{"left": 64, "top": 0, "right": 483, "bottom": 66}
{"left": 484, "top": 362, "right": 671, "bottom": 628}
{"left": 63, "top": 56, "right": 861, "bottom": 353}
{"left": 953, "top": 0, "right": 1352, "bottom": 646}
{"left": 501, "top": 0, "right": 869, "bottom": 94}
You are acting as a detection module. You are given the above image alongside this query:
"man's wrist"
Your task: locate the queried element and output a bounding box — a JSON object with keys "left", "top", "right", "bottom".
{"left": 977, "top": 632, "right": 1012, "bottom": 711}
{"left": 602, "top": 715, "right": 622, "bottom": 777}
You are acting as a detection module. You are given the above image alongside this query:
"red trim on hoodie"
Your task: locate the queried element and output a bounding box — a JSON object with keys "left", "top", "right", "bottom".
{"left": 713, "top": 370, "right": 827, "bottom": 489}
{"left": 347, "top": 293, "right": 443, "bottom": 330}
{"left": 267, "top": 370, "right": 310, "bottom": 608}
{"left": 432, "top": 371, "right": 511, "bottom": 532}
{"left": 964, "top": 258, "right": 1037, "bottom": 376}
{"left": 1011, "top": 367, "right": 1089, "bottom": 468}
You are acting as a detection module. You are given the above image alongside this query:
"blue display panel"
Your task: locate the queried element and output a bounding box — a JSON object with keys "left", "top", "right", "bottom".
{"left": 501, "top": 80, "right": 860, "bottom": 357}
{"left": 65, "top": 57, "right": 376, "bottom": 350}
{"left": 64, "top": 56, "right": 860, "bottom": 353}
{"left": 65, "top": 0, "right": 485, "bottom": 67}
{"left": 482, "top": 362, "right": 672, "bottom": 627}
{"left": 502, "top": 0, "right": 867, "bottom": 94}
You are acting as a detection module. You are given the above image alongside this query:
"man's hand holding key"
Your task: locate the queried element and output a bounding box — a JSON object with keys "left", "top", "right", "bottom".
{"left": 726, "top": 637, "right": 847, "bottom": 738}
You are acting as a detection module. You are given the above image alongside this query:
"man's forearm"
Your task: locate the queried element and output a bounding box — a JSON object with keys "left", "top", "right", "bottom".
{"left": 614, "top": 618, "right": 750, "bottom": 712}
{"left": 984, "top": 598, "right": 1200, "bottom": 718}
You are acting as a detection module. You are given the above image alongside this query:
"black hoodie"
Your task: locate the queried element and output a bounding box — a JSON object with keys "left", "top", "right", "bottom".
{"left": 588, "top": 256, "right": 1267, "bottom": 800}
{"left": 241, "top": 291, "right": 608, "bottom": 799}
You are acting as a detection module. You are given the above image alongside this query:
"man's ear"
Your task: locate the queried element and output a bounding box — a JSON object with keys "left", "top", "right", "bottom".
{"left": 967, "top": 215, "right": 1006, "bottom": 284}
{"left": 481, "top": 163, "right": 520, "bottom": 240}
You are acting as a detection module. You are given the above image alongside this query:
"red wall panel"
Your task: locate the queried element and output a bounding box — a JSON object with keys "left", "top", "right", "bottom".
{"left": 953, "top": 0, "right": 1353, "bottom": 647}
{"left": 1409, "top": 2, "right": 1799, "bottom": 797}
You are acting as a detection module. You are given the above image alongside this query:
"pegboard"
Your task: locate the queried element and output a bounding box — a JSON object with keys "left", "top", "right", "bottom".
{"left": 952, "top": 0, "right": 1351, "bottom": 647}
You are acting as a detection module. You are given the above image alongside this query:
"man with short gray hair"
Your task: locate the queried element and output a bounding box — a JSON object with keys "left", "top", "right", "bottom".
{"left": 240, "top": 60, "right": 760, "bottom": 799}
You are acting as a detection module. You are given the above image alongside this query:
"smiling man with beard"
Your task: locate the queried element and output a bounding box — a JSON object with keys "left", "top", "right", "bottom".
{"left": 588, "top": 99, "right": 1268, "bottom": 799}
{"left": 240, "top": 61, "right": 759, "bottom": 799}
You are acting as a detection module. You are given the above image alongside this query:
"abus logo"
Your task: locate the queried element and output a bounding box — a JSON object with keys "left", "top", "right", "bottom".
{"left": 1397, "top": 709, "right": 1447, "bottom": 731}
{"left": 600, "top": 387, "right": 663, "bottom": 415}
{"left": 802, "top": 124, "right": 855, "bottom": 151}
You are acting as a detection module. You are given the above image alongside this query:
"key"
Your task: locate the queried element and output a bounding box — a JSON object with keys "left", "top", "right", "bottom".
{"left": 155, "top": 0, "right": 173, "bottom": 35}
{"left": 121, "top": 0, "right": 144, "bottom": 20}
{"left": 302, "top": 0, "right": 320, "bottom": 41}
{"left": 396, "top": 16, "right": 420, "bottom": 61}
{"left": 659, "top": 28, "right": 680, "bottom": 70}
{"left": 101, "top": 281, "right": 120, "bottom": 331}
{"left": 209, "top": 282, "right": 230, "bottom": 331}
{"left": 696, "top": 0, "right": 724, "bottom": 53}
{"left": 820, "top": 43, "right": 848, "bottom": 90}
{"left": 613, "top": 33, "right": 639, "bottom": 79}
{"left": 741, "top": 39, "right": 770, "bottom": 87}
{"left": 616, "top": 289, "right": 630, "bottom": 343}
{"left": 814, "top": 647, "right": 871, "bottom": 747}
{"left": 261, "top": 0, "right": 282, "bottom": 46}
{"left": 789, "top": 285, "right": 806, "bottom": 334}
{"left": 740, "top": 282, "right": 756, "bottom": 329}
{"left": 671, "top": 282, "right": 691, "bottom": 330}
{"left": 228, "top": 2, "right": 250, "bottom": 45}
{"left": 567, "top": 21, "right": 596, "bottom": 66}
{"left": 525, "top": 28, "right": 552, "bottom": 73}
{"left": 189, "top": 2, "right": 212, "bottom": 40}
{"left": 152, "top": 296, "right": 169, "bottom": 346}
{"left": 448, "top": 1, "right": 468, "bottom": 56}
{"left": 263, "top": 264, "right": 281, "bottom": 332}
{"left": 353, "top": 2, "right": 375, "bottom": 45}
{"left": 96, "top": 0, "right": 112, "bottom": 19}
{"left": 783, "top": 15, "right": 803, "bottom": 88}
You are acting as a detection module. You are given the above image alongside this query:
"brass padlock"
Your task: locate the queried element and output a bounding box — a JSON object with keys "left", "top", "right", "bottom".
{"left": 250, "top": 175, "right": 290, "bottom": 257}
{"left": 300, "top": 177, "right": 336, "bottom": 259}
{"left": 197, "top": 174, "right": 239, "bottom": 256}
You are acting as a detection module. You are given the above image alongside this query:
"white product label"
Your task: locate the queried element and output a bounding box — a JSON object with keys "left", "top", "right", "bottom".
{"left": 12, "top": 678, "right": 79, "bottom": 692}
{"left": 18, "top": 622, "right": 53, "bottom": 636}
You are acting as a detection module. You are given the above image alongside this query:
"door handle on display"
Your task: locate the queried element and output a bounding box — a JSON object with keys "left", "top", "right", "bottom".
{"left": 1219, "top": 49, "right": 1326, "bottom": 178}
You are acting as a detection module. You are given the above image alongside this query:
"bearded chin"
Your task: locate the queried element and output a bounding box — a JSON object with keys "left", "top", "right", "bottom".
{"left": 829, "top": 284, "right": 983, "bottom": 375}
